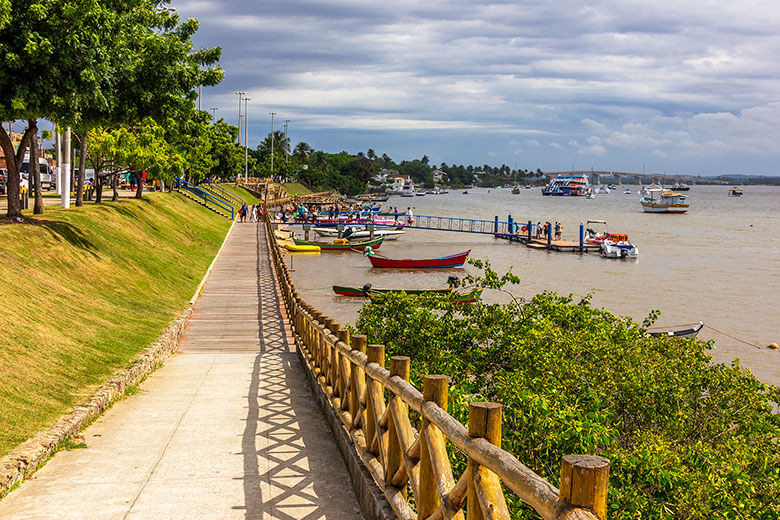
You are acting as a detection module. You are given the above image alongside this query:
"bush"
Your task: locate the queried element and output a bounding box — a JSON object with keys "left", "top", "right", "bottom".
{"left": 356, "top": 261, "right": 779, "bottom": 519}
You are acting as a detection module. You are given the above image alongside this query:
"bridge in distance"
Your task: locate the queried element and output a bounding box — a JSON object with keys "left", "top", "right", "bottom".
{"left": 542, "top": 170, "right": 704, "bottom": 185}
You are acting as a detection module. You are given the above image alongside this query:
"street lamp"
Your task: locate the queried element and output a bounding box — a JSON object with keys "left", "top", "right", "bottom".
{"left": 269, "top": 112, "right": 277, "bottom": 179}
{"left": 283, "top": 120, "right": 290, "bottom": 164}
{"left": 235, "top": 91, "right": 245, "bottom": 146}
{"left": 209, "top": 107, "right": 218, "bottom": 118}
{"left": 244, "top": 98, "right": 250, "bottom": 182}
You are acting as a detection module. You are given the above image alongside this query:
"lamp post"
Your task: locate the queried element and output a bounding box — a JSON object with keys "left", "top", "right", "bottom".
{"left": 283, "top": 120, "right": 290, "bottom": 165}
{"left": 269, "top": 112, "right": 277, "bottom": 179}
{"left": 209, "top": 107, "right": 218, "bottom": 118}
{"left": 244, "top": 98, "right": 250, "bottom": 182}
{"left": 235, "top": 91, "right": 245, "bottom": 146}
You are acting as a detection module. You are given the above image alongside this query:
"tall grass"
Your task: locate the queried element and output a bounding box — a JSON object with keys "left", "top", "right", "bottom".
{"left": 0, "top": 193, "right": 230, "bottom": 456}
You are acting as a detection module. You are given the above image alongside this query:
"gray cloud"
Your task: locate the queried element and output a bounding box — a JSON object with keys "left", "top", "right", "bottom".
{"left": 175, "top": 0, "right": 780, "bottom": 174}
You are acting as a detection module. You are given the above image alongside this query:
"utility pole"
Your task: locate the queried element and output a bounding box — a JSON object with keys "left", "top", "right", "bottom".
{"left": 283, "top": 120, "right": 290, "bottom": 164}
{"left": 235, "top": 91, "right": 245, "bottom": 146}
{"left": 61, "top": 127, "right": 71, "bottom": 208}
{"left": 198, "top": 85, "right": 202, "bottom": 111}
{"left": 209, "top": 107, "right": 218, "bottom": 118}
{"left": 55, "top": 126, "right": 62, "bottom": 195}
{"left": 269, "top": 112, "right": 277, "bottom": 178}
{"left": 244, "top": 98, "right": 250, "bottom": 182}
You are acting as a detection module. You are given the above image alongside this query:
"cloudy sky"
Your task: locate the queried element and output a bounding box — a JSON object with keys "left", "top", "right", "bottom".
{"left": 174, "top": 0, "right": 780, "bottom": 176}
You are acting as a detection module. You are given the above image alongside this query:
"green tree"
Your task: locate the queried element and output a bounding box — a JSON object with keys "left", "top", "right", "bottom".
{"left": 208, "top": 120, "right": 243, "bottom": 180}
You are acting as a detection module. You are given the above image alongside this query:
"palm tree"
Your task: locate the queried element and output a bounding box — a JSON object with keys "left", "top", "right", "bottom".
{"left": 256, "top": 130, "right": 289, "bottom": 160}
{"left": 293, "top": 141, "right": 313, "bottom": 163}
{"left": 367, "top": 148, "right": 376, "bottom": 161}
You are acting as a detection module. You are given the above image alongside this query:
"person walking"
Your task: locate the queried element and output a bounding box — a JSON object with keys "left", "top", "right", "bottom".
{"left": 239, "top": 203, "right": 248, "bottom": 222}
{"left": 554, "top": 221, "right": 561, "bottom": 240}
{"left": 406, "top": 207, "right": 414, "bottom": 225}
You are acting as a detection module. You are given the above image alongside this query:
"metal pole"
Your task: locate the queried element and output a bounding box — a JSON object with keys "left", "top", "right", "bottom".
{"left": 283, "top": 120, "right": 290, "bottom": 164}
{"left": 198, "top": 85, "right": 202, "bottom": 111}
{"left": 209, "top": 107, "right": 218, "bottom": 118}
{"left": 235, "top": 91, "right": 244, "bottom": 146}
{"left": 244, "top": 98, "right": 250, "bottom": 182}
{"left": 55, "top": 127, "right": 62, "bottom": 195}
{"left": 61, "top": 127, "right": 71, "bottom": 208}
{"left": 269, "top": 112, "right": 277, "bottom": 178}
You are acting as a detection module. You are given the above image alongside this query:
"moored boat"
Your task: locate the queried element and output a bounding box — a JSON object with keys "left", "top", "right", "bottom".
{"left": 600, "top": 239, "right": 638, "bottom": 259}
{"left": 313, "top": 226, "right": 405, "bottom": 240}
{"left": 366, "top": 249, "right": 471, "bottom": 269}
{"left": 332, "top": 284, "right": 453, "bottom": 297}
{"left": 369, "top": 288, "right": 483, "bottom": 304}
{"left": 647, "top": 322, "right": 704, "bottom": 339}
{"left": 542, "top": 174, "right": 590, "bottom": 196}
{"left": 728, "top": 186, "right": 743, "bottom": 197}
{"left": 282, "top": 242, "right": 320, "bottom": 252}
{"left": 293, "top": 236, "right": 385, "bottom": 251}
{"left": 640, "top": 188, "right": 689, "bottom": 213}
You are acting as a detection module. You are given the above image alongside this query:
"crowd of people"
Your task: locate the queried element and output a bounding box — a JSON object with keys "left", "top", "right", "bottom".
{"left": 515, "top": 220, "right": 563, "bottom": 240}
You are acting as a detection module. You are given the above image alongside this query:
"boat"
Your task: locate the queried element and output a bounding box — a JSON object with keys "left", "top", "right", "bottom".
{"left": 671, "top": 182, "right": 690, "bottom": 191}
{"left": 369, "top": 288, "right": 483, "bottom": 304}
{"left": 462, "top": 191, "right": 468, "bottom": 194}
{"left": 415, "top": 190, "right": 426, "bottom": 196}
{"left": 600, "top": 239, "right": 638, "bottom": 259}
{"left": 640, "top": 188, "right": 689, "bottom": 213}
{"left": 282, "top": 242, "right": 320, "bottom": 252}
{"left": 366, "top": 249, "right": 471, "bottom": 269}
{"left": 524, "top": 185, "right": 532, "bottom": 189}
{"left": 647, "top": 322, "right": 704, "bottom": 339}
{"left": 728, "top": 186, "right": 743, "bottom": 197}
{"left": 332, "top": 284, "right": 453, "bottom": 297}
{"left": 400, "top": 184, "right": 415, "bottom": 197}
{"left": 541, "top": 174, "right": 590, "bottom": 196}
{"left": 293, "top": 236, "right": 385, "bottom": 251}
{"left": 511, "top": 187, "right": 521, "bottom": 194}
{"left": 624, "top": 187, "right": 631, "bottom": 194}
{"left": 584, "top": 220, "right": 631, "bottom": 245}
{"left": 313, "top": 226, "right": 405, "bottom": 240}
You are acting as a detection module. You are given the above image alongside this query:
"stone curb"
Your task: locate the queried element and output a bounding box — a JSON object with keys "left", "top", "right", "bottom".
{"left": 0, "top": 305, "right": 193, "bottom": 499}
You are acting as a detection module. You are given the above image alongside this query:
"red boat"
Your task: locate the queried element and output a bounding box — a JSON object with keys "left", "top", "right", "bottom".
{"left": 367, "top": 250, "right": 471, "bottom": 269}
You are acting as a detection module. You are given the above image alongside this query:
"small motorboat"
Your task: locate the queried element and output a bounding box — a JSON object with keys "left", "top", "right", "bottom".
{"left": 282, "top": 242, "right": 320, "bottom": 252}
{"left": 600, "top": 239, "right": 638, "bottom": 259}
{"left": 728, "top": 186, "right": 743, "bottom": 197}
{"left": 369, "top": 288, "right": 483, "bottom": 304}
{"left": 365, "top": 249, "right": 471, "bottom": 269}
{"left": 332, "top": 284, "right": 453, "bottom": 297}
{"left": 313, "top": 226, "right": 405, "bottom": 240}
{"left": 647, "top": 322, "right": 704, "bottom": 339}
{"left": 294, "top": 236, "right": 384, "bottom": 251}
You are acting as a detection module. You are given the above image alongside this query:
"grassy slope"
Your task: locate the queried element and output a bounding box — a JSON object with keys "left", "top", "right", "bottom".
{"left": 0, "top": 193, "right": 230, "bottom": 455}
{"left": 217, "top": 183, "right": 262, "bottom": 205}
{"left": 282, "top": 182, "right": 312, "bottom": 196}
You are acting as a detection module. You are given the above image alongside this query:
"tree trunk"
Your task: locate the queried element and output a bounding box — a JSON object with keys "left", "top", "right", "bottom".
{"left": 95, "top": 175, "right": 104, "bottom": 203}
{"left": 112, "top": 173, "right": 119, "bottom": 201}
{"left": 28, "top": 119, "right": 44, "bottom": 215}
{"left": 0, "top": 127, "right": 21, "bottom": 218}
{"left": 134, "top": 171, "right": 144, "bottom": 199}
{"left": 76, "top": 134, "right": 87, "bottom": 206}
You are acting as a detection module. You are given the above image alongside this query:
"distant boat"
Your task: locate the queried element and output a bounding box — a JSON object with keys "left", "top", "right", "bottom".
{"left": 728, "top": 186, "right": 743, "bottom": 197}
{"left": 542, "top": 174, "right": 590, "bottom": 196}
{"left": 671, "top": 182, "right": 691, "bottom": 191}
{"left": 640, "top": 188, "right": 689, "bottom": 213}
{"left": 512, "top": 187, "right": 521, "bottom": 194}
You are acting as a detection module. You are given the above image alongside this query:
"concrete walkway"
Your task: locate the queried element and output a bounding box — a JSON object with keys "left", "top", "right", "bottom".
{"left": 0, "top": 223, "right": 361, "bottom": 519}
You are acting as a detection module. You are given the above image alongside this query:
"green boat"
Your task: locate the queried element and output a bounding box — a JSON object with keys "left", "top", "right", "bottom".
{"left": 332, "top": 284, "right": 452, "bottom": 297}
{"left": 368, "top": 288, "right": 483, "bottom": 304}
{"left": 294, "top": 235, "right": 385, "bottom": 251}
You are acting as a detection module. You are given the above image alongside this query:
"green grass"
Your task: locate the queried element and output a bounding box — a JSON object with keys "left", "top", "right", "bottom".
{"left": 216, "top": 183, "right": 262, "bottom": 205}
{"left": 0, "top": 192, "right": 230, "bottom": 456}
{"left": 282, "top": 182, "right": 312, "bottom": 196}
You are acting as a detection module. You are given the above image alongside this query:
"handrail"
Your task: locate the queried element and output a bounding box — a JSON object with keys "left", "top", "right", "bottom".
{"left": 176, "top": 178, "right": 234, "bottom": 219}
{"left": 261, "top": 210, "right": 610, "bottom": 520}
{"left": 203, "top": 180, "right": 242, "bottom": 205}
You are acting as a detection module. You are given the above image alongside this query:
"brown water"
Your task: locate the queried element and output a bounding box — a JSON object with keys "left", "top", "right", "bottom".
{"left": 286, "top": 185, "right": 780, "bottom": 385}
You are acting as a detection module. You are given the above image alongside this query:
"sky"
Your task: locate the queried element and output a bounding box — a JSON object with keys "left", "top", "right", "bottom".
{"left": 173, "top": 0, "right": 780, "bottom": 176}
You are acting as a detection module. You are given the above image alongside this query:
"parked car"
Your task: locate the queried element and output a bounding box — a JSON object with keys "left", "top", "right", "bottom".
{"left": 0, "top": 169, "right": 6, "bottom": 194}
{"left": 20, "top": 156, "right": 55, "bottom": 190}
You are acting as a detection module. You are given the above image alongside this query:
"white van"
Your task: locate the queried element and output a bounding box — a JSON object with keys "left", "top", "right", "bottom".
{"left": 20, "top": 156, "right": 54, "bottom": 190}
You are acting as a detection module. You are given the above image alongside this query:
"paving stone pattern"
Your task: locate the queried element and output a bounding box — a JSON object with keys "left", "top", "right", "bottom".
{"left": 0, "top": 223, "right": 361, "bottom": 519}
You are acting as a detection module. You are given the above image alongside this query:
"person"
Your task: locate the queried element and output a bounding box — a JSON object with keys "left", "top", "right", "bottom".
{"left": 406, "top": 207, "right": 414, "bottom": 225}
{"left": 280, "top": 208, "right": 287, "bottom": 223}
{"left": 554, "top": 221, "right": 561, "bottom": 240}
{"left": 250, "top": 204, "right": 258, "bottom": 223}
{"left": 535, "top": 221, "right": 542, "bottom": 239}
{"left": 239, "top": 203, "right": 248, "bottom": 222}
{"left": 393, "top": 207, "right": 399, "bottom": 224}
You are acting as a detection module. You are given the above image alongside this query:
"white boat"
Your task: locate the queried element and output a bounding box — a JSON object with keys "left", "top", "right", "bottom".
{"left": 728, "top": 186, "right": 743, "bottom": 197}
{"left": 624, "top": 187, "right": 631, "bottom": 194}
{"left": 541, "top": 174, "right": 590, "bottom": 196}
{"left": 313, "top": 226, "right": 405, "bottom": 240}
{"left": 400, "top": 183, "right": 415, "bottom": 197}
{"left": 600, "top": 239, "right": 638, "bottom": 259}
{"left": 640, "top": 188, "right": 689, "bottom": 213}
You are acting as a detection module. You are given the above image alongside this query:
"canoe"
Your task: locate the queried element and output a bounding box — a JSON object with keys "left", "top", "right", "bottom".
{"left": 648, "top": 321, "right": 703, "bottom": 339}
{"left": 369, "top": 288, "right": 483, "bottom": 304}
{"left": 368, "top": 250, "right": 471, "bottom": 269}
{"left": 294, "top": 236, "right": 385, "bottom": 251}
{"left": 332, "top": 285, "right": 453, "bottom": 297}
{"left": 282, "top": 242, "right": 320, "bottom": 252}
{"left": 314, "top": 227, "right": 405, "bottom": 240}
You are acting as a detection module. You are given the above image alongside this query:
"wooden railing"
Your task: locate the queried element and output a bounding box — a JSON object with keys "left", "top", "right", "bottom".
{"left": 263, "top": 213, "right": 610, "bottom": 520}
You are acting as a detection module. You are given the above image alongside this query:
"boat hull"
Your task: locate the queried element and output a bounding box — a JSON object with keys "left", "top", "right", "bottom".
{"left": 294, "top": 236, "right": 384, "bottom": 251}
{"left": 640, "top": 201, "right": 689, "bottom": 213}
{"left": 332, "top": 285, "right": 452, "bottom": 297}
{"left": 313, "top": 227, "right": 405, "bottom": 240}
{"left": 368, "top": 250, "right": 471, "bottom": 269}
{"left": 648, "top": 322, "right": 703, "bottom": 339}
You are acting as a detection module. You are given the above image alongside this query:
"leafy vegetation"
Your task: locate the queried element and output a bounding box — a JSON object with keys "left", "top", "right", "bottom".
{"left": 356, "top": 261, "right": 779, "bottom": 519}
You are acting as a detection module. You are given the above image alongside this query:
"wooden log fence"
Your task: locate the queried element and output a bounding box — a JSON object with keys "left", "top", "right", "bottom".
{"left": 263, "top": 213, "right": 610, "bottom": 520}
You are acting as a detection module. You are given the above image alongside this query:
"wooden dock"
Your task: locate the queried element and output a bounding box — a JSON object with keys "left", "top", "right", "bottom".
{"left": 495, "top": 233, "right": 600, "bottom": 253}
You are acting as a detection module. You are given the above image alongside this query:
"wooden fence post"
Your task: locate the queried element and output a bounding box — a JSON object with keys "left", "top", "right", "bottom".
{"left": 366, "top": 344, "right": 386, "bottom": 460}
{"left": 419, "top": 375, "right": 448, "bottom": 519}
{"left": 350, "top": 335, "right": 368, "bottom": 430}
{"left": 386, "top": 356, "right": 410, "bottom": 493}
{"left": 559, "top": 455, "right": 610, "bottom": 520}
{"left": 337, "top": 329, "right": 351, "bottom": 410}
{"left": 468, "top": 402, "right": 509, "bottom": 520}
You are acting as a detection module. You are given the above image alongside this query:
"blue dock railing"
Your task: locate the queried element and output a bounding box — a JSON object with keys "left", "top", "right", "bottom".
{"left": 176, "top": 178, "right": 235, "bottom": 219}
{"left": 203, "top": 180, "right": 242, "bottom": 205}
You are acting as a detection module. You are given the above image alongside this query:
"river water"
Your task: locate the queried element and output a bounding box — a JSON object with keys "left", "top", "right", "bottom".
{"left": 286, "top": 185, "right": 780, "bottom": 385}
